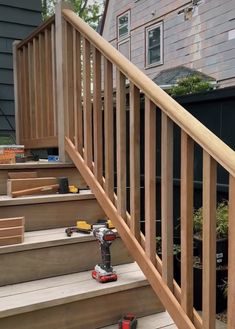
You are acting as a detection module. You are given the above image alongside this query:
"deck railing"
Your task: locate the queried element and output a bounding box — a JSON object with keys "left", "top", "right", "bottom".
{"left": 14, "top": 3, "right": 235, "bottom": 328}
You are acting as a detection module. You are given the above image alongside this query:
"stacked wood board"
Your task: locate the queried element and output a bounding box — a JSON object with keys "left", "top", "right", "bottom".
{"left": 0, "top": 217, "right": 24, "bottom": 246}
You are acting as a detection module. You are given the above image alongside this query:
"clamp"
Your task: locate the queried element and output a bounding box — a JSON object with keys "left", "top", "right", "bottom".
{"left": 118, "top": 313, "right": 138, "bottom": 329}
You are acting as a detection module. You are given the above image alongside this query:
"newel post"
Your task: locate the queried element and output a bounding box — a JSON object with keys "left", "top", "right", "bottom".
{"left": 55, "top": 0, "right": 71, "bottom": 162}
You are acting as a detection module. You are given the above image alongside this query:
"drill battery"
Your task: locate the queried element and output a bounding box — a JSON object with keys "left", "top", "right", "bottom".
{"left": 118, "top": 313, "right": 138, "bottom": 329}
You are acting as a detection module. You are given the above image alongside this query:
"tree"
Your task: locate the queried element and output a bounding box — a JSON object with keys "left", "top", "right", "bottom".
{"left": 42, "top": 0, "right": 104, "bottom": 29}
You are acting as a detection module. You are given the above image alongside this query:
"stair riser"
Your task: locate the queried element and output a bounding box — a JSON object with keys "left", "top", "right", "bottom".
{"left": 0, "top": 286, "right": 164, "bottom": 329}
{"left": 0, "top": 238, "right": 133, "bottom": 286}
{"left": 0, "top": 167, "right": 87, "bottom": 195}
{"left": 0, "top": 199, "right": 105, "bottom": 231}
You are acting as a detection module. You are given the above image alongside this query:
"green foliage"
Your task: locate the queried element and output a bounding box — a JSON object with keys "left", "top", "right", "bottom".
{"left": 169, "top": 74, "right": 214, "bottom": 96}
{"left": 156, "top": 236, "right": 181, "bottom": 255}
{"left": 193, "top": 201, "right": 228, "bottom": 239}
{"left": 42, "top": 0, "right": 104, "bottom": 29}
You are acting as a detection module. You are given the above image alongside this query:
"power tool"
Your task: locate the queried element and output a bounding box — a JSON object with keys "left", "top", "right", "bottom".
{"left": 92, "top": 227, "right": 117, "bottom": 283}
{"left": 118, "top": 313, "right": 138, "bottom": 329}
{"left": 65, "top": 219, "right": 114, "bottom": 237}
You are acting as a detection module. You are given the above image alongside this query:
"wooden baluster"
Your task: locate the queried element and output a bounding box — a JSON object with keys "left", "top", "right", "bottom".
{"left": 28, "top": 42, "right": 35, "bottom": 140}
{"left": 13, "top": 41, "right": 21, "bottom": 144}
{"left": 104, "top": 58, "right": 114, "bottom": 201}
{"left": 145, "top": 98, "right": 156, "bottom": 264}
{"left": 202, "top": 151, "right": 216, "bottom": 329}
{"left": 44, "top": 29, "right": 50, "bottom": 138}
{"left": 161, "top": 112, "right": 174, "bottom": 290}
{"left": 73, "top": 29, "right": 82, "bottom": 153}
{"left": 39, "top": 32, "right": 45, "bottom": 139}
{"left": 23, "top": 45, "right": 30, "bottom": 140}
{"left": 45, "top": 28, "right": 54, "bottom": 137}
{"left": 33, "top": 37, "right": 40, "bottom": 139}
{"left": 130, "top": 83, "right": 140, "bottom": 242}
{"left": 83, "top": 37, "right": 93, "bottom": 169}
{"left": 116, "top": 70, "right": 126, "bottom": 220}
{"left": 93, "top": 48, "right": 103, "bottom": 184}
{"left": 181, "top": 131, "right": 194, "bottom": 320}
{"left": 51, "top": 23, "right": 57, "bottom": 137}
{"left": 227, "top": 175, "right": 235, "bottom": 328}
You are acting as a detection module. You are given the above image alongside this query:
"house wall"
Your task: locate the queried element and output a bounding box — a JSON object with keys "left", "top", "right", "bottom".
{"left": 102, "top": 0, "right": 235, "bottom": 88}
{"left": 0, "top": 0, "right": 42, "bottom": 139}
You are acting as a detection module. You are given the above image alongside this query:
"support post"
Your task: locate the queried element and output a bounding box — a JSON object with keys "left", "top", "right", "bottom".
{"left": 13, "top": 41, "right": 21, "bottom": 144}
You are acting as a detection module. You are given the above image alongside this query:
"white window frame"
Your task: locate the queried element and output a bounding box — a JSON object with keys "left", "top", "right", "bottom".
{"left": 117, "top": 10, "right": 130, "bottom": 41}
{"left": 145, "top": 22, "right": 163, "bottom": 68}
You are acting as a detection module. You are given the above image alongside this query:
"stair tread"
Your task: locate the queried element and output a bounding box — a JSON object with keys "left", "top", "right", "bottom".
{"left": 0, "top": 189, "right": 94, "bottom": 206}
{"left": 0, "top": 262, "right": 147, "bottom": 318}
{"left": 0, "top": 227, "right": 97, "bottom": 254}
{"left": 0, "top": 162, "right": 74, "bottom": 170}
{"left": 100, "top": 312, "right": 176, "bottom": 329}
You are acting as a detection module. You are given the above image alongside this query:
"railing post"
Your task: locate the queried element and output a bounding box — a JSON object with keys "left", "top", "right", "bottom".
{"left": 13, "top": 40, "right": 21, "bottom": 144}
{"left": 55, "top": 0, "right": 72, "bottom": 162}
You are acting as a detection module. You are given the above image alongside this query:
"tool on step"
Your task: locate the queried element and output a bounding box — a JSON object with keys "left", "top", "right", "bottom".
{"left": 69, "top": 185, "right": 79, "bottom": 193}
{"left": 92, "top": 227, "right": 117, "bottom": 283}
{"left": 118, "top": 313, "right": 138, "bottom": 329}
{"left": 65, "top": 219, "right": 115, "bottom": 237}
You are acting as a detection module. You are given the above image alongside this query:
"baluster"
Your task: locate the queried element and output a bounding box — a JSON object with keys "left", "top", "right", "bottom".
{"left": 104, "top": 58, "right": 114, "bottom": 201}
{"left": 130, "top": 83, "right": 140, "bottom": 241}
{"left": 93, "top": 48, "right": 103, "bottom": 183}
{"left": 202, "top": 151, "right": 216, "bottom": 329}
{"left": 161, "top": 112, "right": 173, "bottom": 290}
{"left": 145, "top": 98, "right": 156, "bottom": 264}
{"left": 227, "top": 174, "right": 235, "bottom": 327}
{"left": 83, "top": 37, "right": 93, "bottom": 169}
{"left": 33, "top": 37, "right": 40, "bottom": 139}
{"left": 73, "top": 29, "right": 82, "bottom": 153}
{"left": 28, "top": 42, "right": 35, "bottom": 139}
{"left": 51, "top": 23, "right": 57, "bottom": 137}
{"left": 39, "top": 33, "right": 45, "bottom": 139}
{"left": 180, "top": 131, "right": 194, "bottom": 319}
{"left": 116, "top": 70, "right": 126, "bottom": 220}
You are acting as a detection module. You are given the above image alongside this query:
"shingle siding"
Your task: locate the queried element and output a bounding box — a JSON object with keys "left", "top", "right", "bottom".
{"left": 0, "top": 0, "right": 42, "bottom": 137}
{"left": 102, "top": 0, "right": 235, "bottom": 87}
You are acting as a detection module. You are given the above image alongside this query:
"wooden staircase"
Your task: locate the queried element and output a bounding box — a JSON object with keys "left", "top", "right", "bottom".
{"left": 7, "top": 1, "right": 235, "bottom": 328}
{"left": 0, "top": 162, "right": 164, "bottom": 328}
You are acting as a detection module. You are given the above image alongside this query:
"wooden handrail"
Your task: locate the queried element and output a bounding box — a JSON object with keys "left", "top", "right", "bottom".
{"left": 62, "top": 8, "right": 235, "bottom": 176}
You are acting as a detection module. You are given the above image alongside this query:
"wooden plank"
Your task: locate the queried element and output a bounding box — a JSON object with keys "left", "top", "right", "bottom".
{"left": 23, "top": 45, "right": 30, "bottom": 140}
{"left": 45, "top": 28, "right": 54, "bottom": 137}
{"left": 0, "top": 236, "right": 23, "bottom": 247}
{"left": 65, "top": 137, "right": 197, "bottom": 329}
{"left": 12, "top": 41, "right": 21, "bottom": 144}
{"left": 21, "top": 137, "right": 58, "bottom": 149}
{"left": 39, "top": 32, "right": 46, "bottom": 139}
{"left": 51, "top": 23, "right": 57, "bottom": 137}
{"left": 73, "top": 29, "right": 82, "bottom": 152}
{"left": 116, "top": 69, "right": 126, "bottom": 220}
{"left": 180, "top": 131, "right": 194, "bottom": 319}
{"left": 161, "top": 113, "right": 174, "bottom": 290}
{"left": 28, "top": 41, "right": 36, "bottom": 140}
{"left": 7, "top": 177, "right": 58, "bottom": 196}
{"left": 83, "top": 37, "right": 93, "bottom": 169}
{"left": 145, "top": 97, "right": 156, "bottom": 264}
{"left": 0, "top": 217, "right": 24, "bottom": 229}
{"left": 202, "top": 151, "right": 216, "bottom": 329}
{"left": 8, "top": 172, "right": 38, "bottom": 179}
{"left": 0, "top": 226, "right": 24, "bottom": 238}
{"left": 227, "top": 174, "right": 235, "bottom": 328}
{"left": 104, "top": 58, "right": 114, "bottom": 201}
{"left": 129, "top": 83, "right": 140, "bottom": 241}
{"left": 93, "top": 47, "right": 103, "bottom": 184}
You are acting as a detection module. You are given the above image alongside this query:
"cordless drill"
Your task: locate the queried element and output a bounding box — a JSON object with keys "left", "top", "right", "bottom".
{"left": 92, "top": 227, "right": 118, "bottom": 283}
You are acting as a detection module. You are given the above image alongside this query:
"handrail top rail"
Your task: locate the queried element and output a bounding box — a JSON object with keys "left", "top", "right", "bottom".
{"left": 62, "top": 8, "right": 235, "bottom": 177}
{"left": 17, "top": 15, "right": 55, "bottom": 50}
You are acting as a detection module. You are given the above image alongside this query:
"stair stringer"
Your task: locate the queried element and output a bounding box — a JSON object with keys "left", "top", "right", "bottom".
{"left": 65, "top": 137, "right": 198, "bottom": 329}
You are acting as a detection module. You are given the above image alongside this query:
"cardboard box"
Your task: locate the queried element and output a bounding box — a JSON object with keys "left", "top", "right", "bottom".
{"left": 0, "top": 145, "right": 24, "bottom": 164}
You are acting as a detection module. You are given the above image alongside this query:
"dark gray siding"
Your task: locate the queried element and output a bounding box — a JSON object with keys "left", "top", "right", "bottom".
{"left": 0, "top": 0, "right": 42, "bottom": 139}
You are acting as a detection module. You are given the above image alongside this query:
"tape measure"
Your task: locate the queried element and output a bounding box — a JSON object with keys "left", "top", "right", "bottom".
{"left": 118, "top": 313, "right": 137, "bottom": 329}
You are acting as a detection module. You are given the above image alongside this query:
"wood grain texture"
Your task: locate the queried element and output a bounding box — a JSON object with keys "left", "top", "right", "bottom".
{"left": 0, "top": 217, "right": 24, "bottom": 229}
{"left": 116, "top": 70, "right": 126, "bottom": 220}
{"left": 13, "top": 41, "right": 21, "bottom": 145}
{"left": 161, "top": 113, "right": 173, "bottom": 290}
{"left": 0, "top": 236, "right": 23, "bottom": 247}
{"left": 129, "top": 83, "right": 140, "bottom": 241}
{"left": 202, "top": 151, "right": 217, "bottom": 329}
{"left": 93, "top": 47, "right": 103, "bottom": 184}
{"left": 104, "top": 58, "right": 114, "bottom": 201}
{"left": 8, "top": 172, "right": 38, "bottom": 179}
{"left": 145, "top": 98, "right": 156, "bottom": 264}
{"left": 180, "top": 131, "right": 194, "bottom": 319}
{"left": 227, "top": 174, "right": 235, "bottom": 328}
{"left": 7, "top": 177, "right": 58, "bottom": 196}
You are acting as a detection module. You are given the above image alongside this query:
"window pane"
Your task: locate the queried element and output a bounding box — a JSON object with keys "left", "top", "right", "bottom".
{"left": 149, "top": 45, "right": 160, "bottom": 64}
{"left": 119, "top": 14, "right": 128, "bottom": 27}
{"left": 119, "top": 25, "right": 128, "bottom": 37}
{"left": 147, "top": 24, "right": 162, "bottom": 65}
{"left": 118, "top": 12, "right": 129, "bottom": 38}
{"left": 148, "top": 27, "right": 160, "bottom": 48}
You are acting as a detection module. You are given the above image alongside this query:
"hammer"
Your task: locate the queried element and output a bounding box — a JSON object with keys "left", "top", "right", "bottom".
{"left": 11, "top": 177, "right": 69, "bottom": 198}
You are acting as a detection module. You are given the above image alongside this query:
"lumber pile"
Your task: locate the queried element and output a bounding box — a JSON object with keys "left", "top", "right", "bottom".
{"left": 0, "top": 217, "right": 25, "bottom": 246}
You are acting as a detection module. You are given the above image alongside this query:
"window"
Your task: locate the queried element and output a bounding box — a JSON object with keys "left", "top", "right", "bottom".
{"left": 146, "top": 22, "right": 163, "bottom": 67}
{"left": 118, "top": 11, "right": 130, "bottom": 41}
